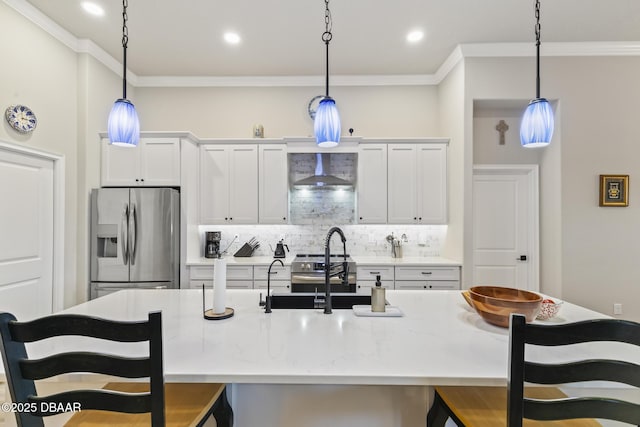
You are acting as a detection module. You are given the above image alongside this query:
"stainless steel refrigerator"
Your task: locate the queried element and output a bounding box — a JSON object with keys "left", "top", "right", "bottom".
{"left": 90, "top": 187, "right": 179, "bottom": 299}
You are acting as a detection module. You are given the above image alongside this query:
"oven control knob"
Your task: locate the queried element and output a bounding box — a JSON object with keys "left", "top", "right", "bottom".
{"left": 305, "top": 263, "right": 311, "bottom": 270}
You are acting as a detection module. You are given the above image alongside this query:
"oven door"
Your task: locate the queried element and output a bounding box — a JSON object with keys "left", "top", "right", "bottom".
{"left": 290, "top": 273, "right": 357, "bottom": 293}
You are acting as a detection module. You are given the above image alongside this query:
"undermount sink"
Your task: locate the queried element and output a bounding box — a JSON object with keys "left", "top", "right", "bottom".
{"left": 267, "top": 293, "right": 372, "bottom": 310}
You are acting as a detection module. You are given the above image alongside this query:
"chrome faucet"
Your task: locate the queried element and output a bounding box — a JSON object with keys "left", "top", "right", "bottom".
{"left": 323, "top": 226, "right": 348, "bottom": 314}
{"left": 265, "top": 259, "right": 284, "bottom": 313}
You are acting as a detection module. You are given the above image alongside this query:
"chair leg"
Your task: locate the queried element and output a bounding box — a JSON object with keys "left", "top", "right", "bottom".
{"left": 210, "top": 387, "right": 234, "bottom": 427}
{"left": 427, "top": 390, "right": 465, "bottom": 427}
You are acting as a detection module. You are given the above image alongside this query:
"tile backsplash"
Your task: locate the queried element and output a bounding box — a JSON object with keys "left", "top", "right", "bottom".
{"left": 197, "top": 224, "right": 446, "bottom": 258}
{"left": 288, "top": 152, "right": 357, "bottom": 225}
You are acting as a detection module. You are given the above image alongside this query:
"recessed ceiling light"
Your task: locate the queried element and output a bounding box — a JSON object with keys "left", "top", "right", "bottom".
{"left": 81, "top": 2, "right": 104, "bottom": 17}
{"left": 223, "top": 32, "right": 241, "bottom": 45}
{"left": 406, "top": 30, "right": 424, "bottom": 43}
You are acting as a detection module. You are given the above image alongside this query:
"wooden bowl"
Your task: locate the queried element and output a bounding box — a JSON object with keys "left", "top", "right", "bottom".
{"left": 469, "top": 286, "right": 542, "bottom": 328}
{"left": 461, "top": 291, "right": 474, "bottom": 308}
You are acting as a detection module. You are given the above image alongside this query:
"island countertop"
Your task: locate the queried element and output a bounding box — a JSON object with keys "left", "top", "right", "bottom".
{"left": 11, "top": 289, "right": 630, "bottom": 387}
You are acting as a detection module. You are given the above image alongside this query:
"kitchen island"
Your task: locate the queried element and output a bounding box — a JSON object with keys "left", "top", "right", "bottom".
{"left": 1, "top": 289, "right": 635, "bottom": 427}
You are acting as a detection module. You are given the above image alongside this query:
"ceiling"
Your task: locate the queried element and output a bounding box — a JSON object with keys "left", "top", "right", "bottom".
{"left": 20, "top": 0, "right": 640, "bottom": 78}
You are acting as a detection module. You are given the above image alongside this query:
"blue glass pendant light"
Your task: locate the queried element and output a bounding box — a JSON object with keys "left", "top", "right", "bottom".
{"left": 314, "top": 0, "right": 341, "bottom": 148}
{"left": 108, "top": 0, "right": 140, "bottom": 147}
{"left": 520, "top": 0, "right": 554, "bottom": 148}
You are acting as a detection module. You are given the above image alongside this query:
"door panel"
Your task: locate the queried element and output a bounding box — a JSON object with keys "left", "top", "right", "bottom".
{"left": 0, "top": 150, "right": 53, "bottom": 319}
{"left": 387, "top": 145, "right": 417, "bottom": 223}
{"left": 229, "top": 146, "right": 258, "bottom": 223}
{"left": 91, "top": 188, "right": 130, "bottom": 282}
{"left": 129, "top": 188, "right": 177, "bottom": 282}
{"left": 472, "top": 167, "right": 537, "bottom": 291}
{"left": 200, "top": 145, "right": 229, "bottom": 223}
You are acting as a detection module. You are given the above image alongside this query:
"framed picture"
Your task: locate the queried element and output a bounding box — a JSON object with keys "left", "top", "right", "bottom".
{"left": 599, "top": 175, "right": 629, "bottom": 207}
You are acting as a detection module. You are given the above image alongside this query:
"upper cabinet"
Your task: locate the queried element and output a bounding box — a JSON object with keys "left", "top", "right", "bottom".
{"left": 199, "top": 144, "right": 258, "bottom": 224}
{"left": 357, "top": 144, "right": 387, "bottom": 224}
{"left": 388, "top": 143, "right": 447, "bottom": 224}
{"left": 258, "top": 144, "right": 288, "bottom": 224}
{"left": 101, "top": 137, "right": 181, "bottom": 187}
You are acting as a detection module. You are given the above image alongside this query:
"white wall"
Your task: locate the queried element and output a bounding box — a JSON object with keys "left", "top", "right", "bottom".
{"left": 437, "top": 61, "right": 465, "bottom": 266}
{"left": 134, "top": 85, "right": 439, "bottom": 138}
{"left": 0, "top": 3, "right": 79, "bottom": 308}
{"left": 75, "top": 54, "right": 123, "bottom": 304}
{"left": 467, "top": 56, "right": 640, "bottom": 321}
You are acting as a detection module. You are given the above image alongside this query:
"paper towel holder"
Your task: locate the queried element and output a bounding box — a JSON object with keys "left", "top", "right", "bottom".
{"left": 202, "top": 285, "right": 234, "bottom": 320}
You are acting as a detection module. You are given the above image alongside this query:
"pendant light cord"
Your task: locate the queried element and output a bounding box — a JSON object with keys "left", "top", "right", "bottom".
{"left": 534, "top": 0, "right": 541, "bottom": 99}
{"left": 121, "top": 0, "right": 129, "bottom": 99}
{"left": 322, "top": 0, "right": 333, "bottom": 98}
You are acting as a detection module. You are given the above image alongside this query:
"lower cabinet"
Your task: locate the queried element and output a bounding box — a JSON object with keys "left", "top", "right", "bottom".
{"left": 394, "top": 266, "right": 460, "bottom": 290}
{"left": 186, "top": 264, "right": 460, "bottom": 292}
{"left": 254, "top": 264, "right": 291, "bottom": 293}
{"left": 356, "top": 265, "right": 394, "bottom": 295}
{"left": 188, "top": 265, "right": 254, "bottom": 289}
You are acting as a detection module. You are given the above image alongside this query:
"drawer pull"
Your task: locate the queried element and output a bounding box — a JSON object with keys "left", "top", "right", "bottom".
{"left": 421, "top": 271, "right": 433, "bottom": 275}
{"left": 269, "top": 271, "right": 278, "bottom": 275}
{"left": 369, "top": 272, "right": 380, "bottom": 275}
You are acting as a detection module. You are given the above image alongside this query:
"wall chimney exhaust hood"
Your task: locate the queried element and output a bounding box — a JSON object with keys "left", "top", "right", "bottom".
{"left": 292, "top": 153, "right": 352, "bottom": 187}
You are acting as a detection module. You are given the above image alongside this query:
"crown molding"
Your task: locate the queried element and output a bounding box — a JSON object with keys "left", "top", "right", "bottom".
{"left": 135, "top": 74, "right": 436, "bottom": 88}
{"left": 6, "top": 0, "right": 640, "bottom": 88}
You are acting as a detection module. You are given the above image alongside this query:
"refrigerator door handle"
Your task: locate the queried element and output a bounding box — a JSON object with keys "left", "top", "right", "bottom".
{"left": 129, "top": 203, "right": 137, "bottom": 265}
{"left": 121, "top": 204, "right": 129, "bottom": 265}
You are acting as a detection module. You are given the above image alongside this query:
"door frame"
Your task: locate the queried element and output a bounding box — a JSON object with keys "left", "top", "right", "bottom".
{"left": 0, "top": 140, "right": 65, "bottom": 312}
{"left": 472, "top": 164, "right": 539, "bottom": 291}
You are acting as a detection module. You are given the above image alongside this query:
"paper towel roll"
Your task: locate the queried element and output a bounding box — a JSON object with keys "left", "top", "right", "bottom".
{"left": 213, "top": 258, "right": 227, "bottom": 314}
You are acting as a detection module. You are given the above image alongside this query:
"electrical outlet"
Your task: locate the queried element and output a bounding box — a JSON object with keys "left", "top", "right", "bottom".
{"left": 613, "top": 303, "right": 623, "bottom": 315}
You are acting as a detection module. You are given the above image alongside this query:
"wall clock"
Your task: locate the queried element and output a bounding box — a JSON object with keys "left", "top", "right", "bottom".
{"left": 5, "top": 104, "right": 37, "bottom": 133}
{"left": 307, "top": 95, "right": 324, "bottom": 119}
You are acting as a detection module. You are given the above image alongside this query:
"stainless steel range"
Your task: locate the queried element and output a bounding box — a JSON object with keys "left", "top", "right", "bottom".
{"left": 290, "top": 254, "right": 356, "bottom": 293}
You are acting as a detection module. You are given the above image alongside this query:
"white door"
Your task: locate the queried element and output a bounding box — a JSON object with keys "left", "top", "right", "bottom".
{"left": 472, "top": 165, "right": 539, "bottom": 291}
{"left": 0, "top": 148, "right": 54, "bottom": 319}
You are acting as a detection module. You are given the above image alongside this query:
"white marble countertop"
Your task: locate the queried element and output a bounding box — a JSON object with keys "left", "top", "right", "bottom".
{"left": 351, "top": 256, "right": 460, "bottom": 266}
{"left": 4, "top": 289, "right": 632, "bottom": 387}
{"left": 185, "top": 256, "right": 460, "bottom": 267}
{"left": 186, "top": 256, "right": 294, "bottom": 266}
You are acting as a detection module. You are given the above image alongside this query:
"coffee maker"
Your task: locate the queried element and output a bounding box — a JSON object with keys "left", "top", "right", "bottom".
{"left": 204, "top": 231, "right": 221, "bottom": 258}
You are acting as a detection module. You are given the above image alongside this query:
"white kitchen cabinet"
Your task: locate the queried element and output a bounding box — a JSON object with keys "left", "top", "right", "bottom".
{"left": 394, "top": 266, "right": 460, "bottom": 290}
{"left": 356, "top": 265, "right": 394, "bottom": 294}
{"left": 187, "top": 265, "right": 254, "bottom": 289}
{"left": 254, "top": 263, "right": 291, "bottom": 293}
{"left": 199, "top": 144, "right": 258, "bottom": 224}
{"left": 357, "top": 144, "right": 387, "bottom": 224}
{"left": 387, "top": 143, "right": 447, "bottom": 224}
{"left": 258, "top": 144, "right": 288, "bottom": 224}
{"left": 101, "top": 137, "right": 181, "bottom": 187}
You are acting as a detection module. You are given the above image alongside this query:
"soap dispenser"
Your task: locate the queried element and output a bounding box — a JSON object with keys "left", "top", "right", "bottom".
{"left": 371, "top": 275, "right": 385, "bottom": 312}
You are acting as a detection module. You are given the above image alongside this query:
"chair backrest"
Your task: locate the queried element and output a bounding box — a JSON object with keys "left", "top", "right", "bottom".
{"left": 0, "top": 311, "right": 165, "bottom": 427}
{"left": 507, "top": 313, "right": 640, "bottom": 426}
